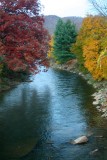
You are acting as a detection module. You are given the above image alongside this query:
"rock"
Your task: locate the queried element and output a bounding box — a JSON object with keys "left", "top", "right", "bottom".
{"left": 94, "top": 95, "right": 101, "bottom": 100}
{"left": 102, "top": 108, "right": 107, "bottom": 112}
{"left": 72, "top": 136, "right": 88, "bottom": 144}
{"left": 93, "top": 101, "right": 99, "bottom": 105}
{"left": 97, "top": 108, "right": 102, "bottom": 112}
{"left": 90, "top": 149, "right": 99, "bottom": 155}
{"left": 96, "top": 106, "right": 100, "bottom": 109}
{"left": 101, "top": 113, "right": 107, "bottom": 118}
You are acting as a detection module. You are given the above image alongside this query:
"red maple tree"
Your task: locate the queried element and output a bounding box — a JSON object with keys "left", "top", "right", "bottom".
{"left": 0, "top": 0, "right": 50, "bottom": 74}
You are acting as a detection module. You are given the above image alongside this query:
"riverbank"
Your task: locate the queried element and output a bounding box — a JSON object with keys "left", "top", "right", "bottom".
{"left": 51, "top": 61, "right": 107, "bottom": 118}
{"left": 0, "top": 78, "right": 20, "bottom": 92}
{"left": 0, "top": 72, "right": 32, "bottom": 93}
{"left": 1, "top": 61, "right": 107, "bottom": 118}
{"left": 80, "top": 73, "right": 107, "bottom": 118}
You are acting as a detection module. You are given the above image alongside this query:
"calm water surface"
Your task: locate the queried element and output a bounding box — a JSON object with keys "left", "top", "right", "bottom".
{"left": 0, "top": 68, "right": 107, "bottom": 160}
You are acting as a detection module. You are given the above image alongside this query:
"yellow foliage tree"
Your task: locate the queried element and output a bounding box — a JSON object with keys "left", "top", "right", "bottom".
{"left": 83, "top": 38, "right": 103, "bottom": 80}
{"left": 47, "top": 36, "right": 54, "bottom": 59}
{"left": 97, "top": 48, "right": 107, "bottom": 79}
{"left": 73, "top": 15, "right": 107, "bottom": 80}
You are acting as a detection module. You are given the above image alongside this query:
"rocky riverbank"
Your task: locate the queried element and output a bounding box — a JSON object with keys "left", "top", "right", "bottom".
{"left": 80, "top": 73, "right": 107, "bottom": 118}
{"left": 51, "top": 61, "right": 107, "bottom": 118}
{"left": 92, "top": 82, "right": 107, "bottom": 118}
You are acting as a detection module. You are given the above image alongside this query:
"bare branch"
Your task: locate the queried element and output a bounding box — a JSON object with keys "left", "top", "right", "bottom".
{"left": 89, "top": 0, "right": 107, "bottom": 16}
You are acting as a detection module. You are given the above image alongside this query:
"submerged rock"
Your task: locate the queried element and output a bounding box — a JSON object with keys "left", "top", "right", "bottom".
{"left": 90, "top": 149, "right": 99, "bottom": 155}
{"left": 72, "top": 136, "right": 88, "bottom": 144}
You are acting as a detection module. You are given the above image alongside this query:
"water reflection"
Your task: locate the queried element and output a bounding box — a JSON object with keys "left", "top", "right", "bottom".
{"left": 0, "top": 69, "right": 107, "bottom": 160}
{"left": 0, "top": 83, "right": 52, "bottom": 159}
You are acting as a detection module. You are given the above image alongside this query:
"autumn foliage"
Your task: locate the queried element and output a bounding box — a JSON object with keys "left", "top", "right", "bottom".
{"left": 0, "top": 0, "right": 50, "bottom": 76}
{"left": 72, "top": 15, "right": 107, "bottom": 80}
{"left": 47, "top": 36, "right": 54, "bottom": 60}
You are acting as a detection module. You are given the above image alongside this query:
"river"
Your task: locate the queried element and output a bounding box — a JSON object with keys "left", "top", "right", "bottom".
{"left": 0, "top": 68, "right": 107, "bottom": 160}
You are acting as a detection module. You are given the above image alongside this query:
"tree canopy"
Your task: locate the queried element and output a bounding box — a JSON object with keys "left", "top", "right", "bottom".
{"left": 0, "top": 0, "right": 50, "bottom": 77}
{"left": 72, "top": 15, "right": 107, "bottom": 80}
{"left": 53, "top": 19, "right": 77, "bottom": 64}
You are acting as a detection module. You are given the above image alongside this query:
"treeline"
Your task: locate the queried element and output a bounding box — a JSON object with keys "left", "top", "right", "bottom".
{"left": 48, "top": 15, "right": 107, "bottom": 81}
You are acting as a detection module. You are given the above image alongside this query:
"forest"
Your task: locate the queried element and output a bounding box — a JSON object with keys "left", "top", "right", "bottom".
{"left": 48, "top": 14, "right": 107, "bottom": 81}
{"left": 0, "top": 0, "right": 107, "bottom": 83}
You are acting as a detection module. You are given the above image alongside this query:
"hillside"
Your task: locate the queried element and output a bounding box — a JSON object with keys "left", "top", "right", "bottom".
{"left": 44, "top": 15, "right": 83, "bottom": 35}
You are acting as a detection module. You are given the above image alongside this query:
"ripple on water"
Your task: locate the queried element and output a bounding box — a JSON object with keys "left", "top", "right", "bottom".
{"left": 0, "top": 69, "right": 107, "bottom": 160}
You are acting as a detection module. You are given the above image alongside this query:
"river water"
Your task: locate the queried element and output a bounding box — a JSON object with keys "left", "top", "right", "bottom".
{"left": 0, "top": 68, "right": 107, "bottom": 160}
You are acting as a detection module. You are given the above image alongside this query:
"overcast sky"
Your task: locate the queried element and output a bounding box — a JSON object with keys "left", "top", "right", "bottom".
{"left": 40, "top": 0, "right": 91, "bottom": 17}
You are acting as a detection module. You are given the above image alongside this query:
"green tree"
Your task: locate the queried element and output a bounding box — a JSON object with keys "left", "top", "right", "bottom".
{"left": 53, "top": 19, "right": 77, "bottom": 64}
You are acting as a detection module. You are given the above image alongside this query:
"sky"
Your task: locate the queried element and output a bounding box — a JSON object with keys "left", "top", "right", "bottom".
{"left": 40, "top": 0, "right": 91, "bottom": 17}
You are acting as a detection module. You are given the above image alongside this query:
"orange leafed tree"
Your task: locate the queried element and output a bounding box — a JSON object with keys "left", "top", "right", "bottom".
{"left": 82, "top": 16, "right": 107, "bottom": 80}
{"left": 73, "top": 15, "right": 107, "bottom": 80}
{"left": 83, "top": 38, "right": 103, "bottom": 80}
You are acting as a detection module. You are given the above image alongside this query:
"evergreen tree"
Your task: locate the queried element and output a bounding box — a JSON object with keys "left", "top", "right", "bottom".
{"left": 53, "top": 19, "right": 77, "bottom": 63}
{"left": 53, "top": 19, "right": 64, "bottom": 63}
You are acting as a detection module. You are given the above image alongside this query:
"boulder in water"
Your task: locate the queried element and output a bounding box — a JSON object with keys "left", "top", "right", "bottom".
{"left": 72, "top": 136, "right": 88, "bottom": 144}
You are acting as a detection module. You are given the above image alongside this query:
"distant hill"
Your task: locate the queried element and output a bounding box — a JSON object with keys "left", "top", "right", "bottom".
{"left": 44, "top": 15, "right": 84, "bottom": 35}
